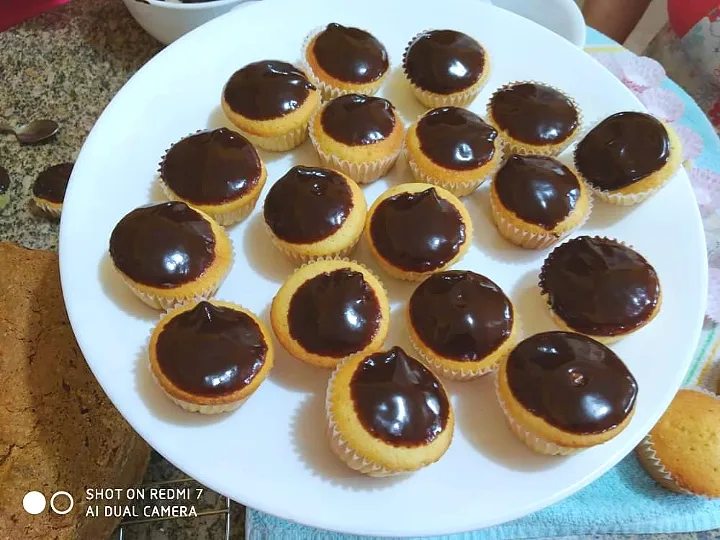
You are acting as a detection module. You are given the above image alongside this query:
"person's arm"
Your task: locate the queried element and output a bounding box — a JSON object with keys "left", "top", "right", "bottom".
{"left": 582, "top": 0, "right": 653, "bottom": 43}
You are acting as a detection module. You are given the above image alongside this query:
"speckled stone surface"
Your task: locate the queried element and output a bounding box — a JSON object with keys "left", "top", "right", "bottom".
{"left": 0, "top": 2, "right": 717, "bottom": 539}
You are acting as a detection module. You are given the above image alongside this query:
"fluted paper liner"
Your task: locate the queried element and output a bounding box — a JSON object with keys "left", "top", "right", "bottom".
{"left": 33, "top": 198, "right": 62, "bottom": 218}
{"left": 238, "top": 123, "right": 309, "bottom": 152}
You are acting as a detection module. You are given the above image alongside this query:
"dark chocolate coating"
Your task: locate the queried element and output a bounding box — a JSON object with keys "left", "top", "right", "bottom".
{"left": 223, "top": 60, "right": 315, "bottom": 121}
{"left": 495, "top": 154, "right": 581, "bottom": 229}
{"left": 0, "top": 165, "right": 9, "bottom": 195}
{"left": 32, "top": 162, "right": 74, "bottom": 204}
{"left": 409, "top": 271, "right": 513, "bottom": 362}
{"left": 263, "top": 166, "right": 353, "bottom": 244}
{"left": 156, "top": 302, "right": 267, "bottom": 397}
{"left": 288, "top": 269, "right": 381, "bottom": 358}
{"left": 350, "top": 346, "right": 450, "bottom": 447}
{"left": 490, "top": 83, "right": 578, "bottom": 145}
{"left": 416, "top": 107, "right": 497, "bottom": 170}
{"left": 109, "top": 202, "right": 216, "bottom": 288}
{"left": 312, "top": 23, "right": 389, "bottom": 84}
{"left": 403, "top": 30, "right": 485, "bottom": 95}
{"left": 574, "top": 112, "right": 670, "bottom": 191}
{"left": 540, "top": 236, "right": 660, "bottom": 336}
{"left": 506, "top": 331, "right": 638, "bottom": 434}
{"left": 161, "top": 128, "right": 262, "bottom": 205}
{"left": 320, "top": 94, "right": 396, "bottom": 146}
{"left": 369, "top": 187, "right": 466, "bottom": 272}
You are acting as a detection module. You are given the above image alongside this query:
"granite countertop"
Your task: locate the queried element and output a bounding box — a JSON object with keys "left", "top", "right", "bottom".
{"left": 0, "top": 2, "right": 717, "bottom": 539}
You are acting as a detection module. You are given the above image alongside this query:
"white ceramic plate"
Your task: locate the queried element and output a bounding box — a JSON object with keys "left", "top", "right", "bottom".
{"left": 59, "top": 0, "right": 707, "bottom": 536}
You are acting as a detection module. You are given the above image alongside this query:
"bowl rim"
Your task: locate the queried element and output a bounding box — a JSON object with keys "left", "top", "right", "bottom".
{"left": 138, "top": 0, "right": 246, "bottom": 10}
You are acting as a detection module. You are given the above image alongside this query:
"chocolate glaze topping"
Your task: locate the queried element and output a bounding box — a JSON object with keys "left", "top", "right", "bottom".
{"left": 312, "top": 23, "right": 389, "bottom": 84}
{"left": 574, "top": 112, "right": 670, "bottom": 191}
{"left": 506, "top": 331, "right": 638, "bottom": 434}
{"left": 350, "top": 346, "right": 449, "bottom": 447}
{"left": 410, "top": 271, "right": 513, "bottom": 362}
{"left": 370, "top": 188, "right": 466, "bottom": 272}
{"left": 263, "top": 166, "right": 353, "bottom": 244}
{"left": 416, "top": 107, "right": 497, "bottom": 170}
{"left": 109, "top": 202, "right": 216, "bottom": 288}
{"left": 0, "top": 165, "right": 9, "bottom": 195}
{"left": 223, "top": 60, "right": 315, "bottom": 121}
{"left": 320, "top": 94, "right": 396, "bottom": 146}
{"left": 288, "top": 269, "right": 381, "bottom": 357}
{"left": 495, "top": 154, "right": 581, "bottom": 230}
{"left": 156, "top": 302, "right": 267, "bottom": 397}
{"left": 403, "top": 30, "right": 485, "bottom": 95}
{"left": 490, "top": 83, "right": 578, "bottom": 145}
{"left": 541, "top": 236, "right": 660, "bottom": 336}
{"left": 33, "top": 162, "right": 74, "bottom": 204}
{"left": 161, "top": 128, "right": 262, "bottom": 205}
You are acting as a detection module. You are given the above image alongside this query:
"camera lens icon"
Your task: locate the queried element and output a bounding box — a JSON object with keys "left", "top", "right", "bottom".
{"left": 23, "top": 491, "right": 74, "bottom": 515}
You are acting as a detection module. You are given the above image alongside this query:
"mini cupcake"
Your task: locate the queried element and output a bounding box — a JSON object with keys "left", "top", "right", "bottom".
{"left": 408, "top": 270, "right": 517, "bottom": 380}
{"left": 540, "top": 236, "right": 661, "bottom": 344}
{"left": 310, "top": 94, "right": 403, "bottom": 184}
{"left": 263, "top": 166, "right": 366, "bottom": 263}
{"left": 0, "top": 165, "right": 10, "bottom": 211}
{"left": 402, "top": 29, "right": 490, "bottom": 108}
{"left": 490, "top": 154, "right": 591, "bottom": 249}
{"left": 109, "top": 201, "right": 232, "bottom": 310}
{"left": 487, "top": 82, "right": 580, "bottom": 156}
{"left": 405, "top": 107, "right": 502, "bottom": 197}
{"left": 32, "top": 162, "right": 74, "bottom": 217}
{"left": 637, "top": 388, "right": 720, "bottom": 497}
{"left": 303, "top": 23, "right": 389, "bottom": 99}
{"left": 159, "top": 128, "right": 266, "bottom": 226}
{"left": 221, "top": 60, "right": 320, "bottom": 151}
{"left": 497, "top": 331, "right": 638, "bottom": 455}
{"left": 149, "top": 300, "right": 273, "bottom": 414}
{"left": 574, "top": 111, "right": 682, "bottom": 205}
{"left": 326, "top": 346, "right": 454, "bottom": 476}
{"left": 366, "top": 183, "right": 472, "bottom": 281}
{"left": 270, "top": 258, "right": 390, "bottom": 369}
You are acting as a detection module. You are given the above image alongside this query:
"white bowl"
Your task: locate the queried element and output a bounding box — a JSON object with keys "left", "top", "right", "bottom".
{"left": 121, "top": 0, "right": 250, "bottom": 44}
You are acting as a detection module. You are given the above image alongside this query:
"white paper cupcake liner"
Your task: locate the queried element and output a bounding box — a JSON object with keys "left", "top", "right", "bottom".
{"left": 33, "top": 197, "right": 62, "bottom": 218}
{"left": 407, "top": 329, "right": 496, "bottom": 381}
{"left": 262, "top": 218, "right": 361, "bottom": 264}
{"left": 240, "top": 123, "right": 309, "bottom": 152}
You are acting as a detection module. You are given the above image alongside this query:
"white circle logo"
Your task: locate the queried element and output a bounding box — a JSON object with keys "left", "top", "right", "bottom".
{"left": 50, "top": 491, "right": 74, "bottom": 515}
{"left": 23, "top": 491, "right": 46, "bottom": 515}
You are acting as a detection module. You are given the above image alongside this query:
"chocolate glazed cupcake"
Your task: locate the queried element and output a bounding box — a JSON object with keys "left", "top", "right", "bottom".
{"left": 403, "top": 29, "right": 490, "bottom": 108}
{"left": 539, "top": 236, "right": 661, "bottom": 343}
{"left": 32, "top": 162, "right": 74, "bottom": 217}
{"left": 303, "top": 23, "right": 390, "bottom": 99}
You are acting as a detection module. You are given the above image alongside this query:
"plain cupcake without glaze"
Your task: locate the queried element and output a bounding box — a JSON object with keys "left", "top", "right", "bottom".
{"left": 32, "top": 162, "right": 74, "bottom": 217}
{"left": 263, "top": 165, "right": 366, "bottom": 262}
{"left": 303, "top": 22, "right": 389, "bottom": 99}
{"left": 149, "top": 300, "right": 273, "bottom": 414}
{"left": 490, "top": 154, "right": 591, "bottom": 249}
{"left": 326, "top": 346, "right": 454, "bottom": 476}
{"left": 403, "top": 29, "right": 490, "bottom": 108}
{"left": 366, "top": 183, "right": 472, "bottom": 281}
{"left": 408, "top": 270, "right": 517, "bottom": 380}
{"left": 405, "top": 106, "right": 502, "bottom": 196}
{"left": 539, "top": 236, "right": 661, "bottom": 343}
{"left": 221, "top": 60, "right": 320, "bottom": 151}
{"left": 574, "top": 111, "right": 682, "bottom": 205}
{"left": 497, "top": 331, "right": 638, "bottom": 455}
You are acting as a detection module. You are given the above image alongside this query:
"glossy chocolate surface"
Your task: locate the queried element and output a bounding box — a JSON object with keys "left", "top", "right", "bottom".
{"left": 109, "top": 202, "right": 216, "bottom": 288}
{"left": 416, "top": 107, "right": 497, "bottom": 170}
{"left": 370, "top": 188, "right": 466, "bottom": 272}
{"left": 403, "top": 30, "right": 485, "bottom": 95}
{"left": 574, "top": 112, "right": 670, "bottom": 191}
{"left": 32, "top": 162, "right": 74, "bottom": 203}
{"left": 288, "top": 269, "right": 381, "bottom": 357}
{"left": 506, "top": 331, "right": 637, "bottom": 434}
{"left": 0, "top": 165, "right": 9, "bottom": 195}
{"left": 312, "top": 23, "right": 389, "bottom": 84}
{"left": 161, "top": 128, "right": 262, "bottom": 205}
{"left": 490, "top": 83, "right": 578, "bottom": 145}
{"left": 410, "top": 271, "right": 513, "bottom": 362}
{"left": 495, "top": 154, "right": 580, "bottom": 229}
{"left": 350, "top": 346, "right": 449, "bottom": 447}
{"left": 541, "top": 236, "right": 660, "bottom": 336}
{"left": 223, "top": 60, "right": 315, "bottom": 121}
{"left": 156, "top": 302, "right": 267, "bottom": 397}
{"left": 263, "top": 166, "right": 353, "bottom": 244}
{"left": 320, "top": 94, "right": 396, "bottom": 146}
